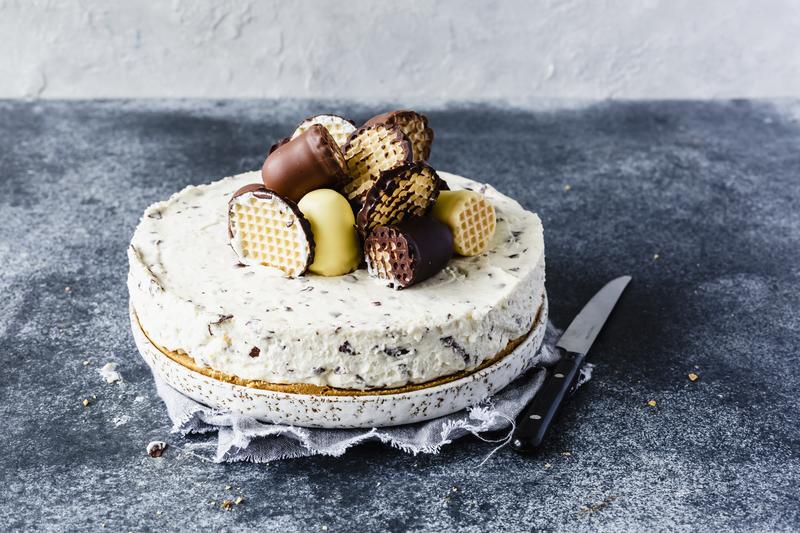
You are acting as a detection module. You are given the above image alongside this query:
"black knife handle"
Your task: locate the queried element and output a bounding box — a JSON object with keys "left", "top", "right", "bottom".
{"left": 510, "top": 350, "right": 585, "bottom": 454}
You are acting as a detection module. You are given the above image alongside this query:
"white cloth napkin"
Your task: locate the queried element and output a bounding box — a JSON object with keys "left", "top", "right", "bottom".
{"left": 153, "top": 322, "right": 590, "bottom": 463}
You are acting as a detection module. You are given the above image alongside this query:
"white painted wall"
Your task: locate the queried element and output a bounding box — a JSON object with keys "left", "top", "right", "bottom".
{"left": 1, "top": 0, "right": 799, "bottom": 101}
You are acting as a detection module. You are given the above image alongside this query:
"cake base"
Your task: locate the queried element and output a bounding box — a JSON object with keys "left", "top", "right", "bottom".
{"left": 131, "top": 295, "right": 548, "bottom": 428}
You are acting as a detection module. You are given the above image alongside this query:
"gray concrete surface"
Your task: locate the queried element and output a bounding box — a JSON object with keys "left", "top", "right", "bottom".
{"left": 0, "top": 100, "right": 798, "bottom": 532}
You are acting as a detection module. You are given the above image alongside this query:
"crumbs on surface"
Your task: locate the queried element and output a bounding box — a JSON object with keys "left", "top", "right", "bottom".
{"left": 147, "top": 441, "right": 168, "bottom": 458}
{"left": 98, "top": 362, "right": 123, "bottom": 384}
{"left": 220, "top": 497, "right": 244, "bottom": 511}
{"left": 580, "top": 495, "right": 617, "bottom": 514}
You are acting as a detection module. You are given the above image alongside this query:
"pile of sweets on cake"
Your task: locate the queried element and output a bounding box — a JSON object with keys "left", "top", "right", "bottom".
{"left": 227, "top": 111, "right": 498, "bottom": 289}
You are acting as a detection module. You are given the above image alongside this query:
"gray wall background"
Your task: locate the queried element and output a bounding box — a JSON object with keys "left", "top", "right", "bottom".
{"left": 2, "top": 0, "right": 799, "bottom": 102}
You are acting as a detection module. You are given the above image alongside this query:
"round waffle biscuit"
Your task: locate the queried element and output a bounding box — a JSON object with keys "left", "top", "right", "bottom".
{"left": 356, "top": 161, "right": 441, "bottom": 237}
{"left": 432, "top": 190, "right": 497, "bottom": 256}
{"left": 364, "top": 110, "right": 434, "bottom": 161}
{"left": 342, "top": 124, "right": 411, "bottom": 205}
{"left": 228, "top": 184, "right": 314, "bottom": 277}
{"left": 365, "top": 225, "right": 415, "bottom": 288}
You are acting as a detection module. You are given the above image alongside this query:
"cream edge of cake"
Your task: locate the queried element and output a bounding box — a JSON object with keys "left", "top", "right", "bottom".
{"left": 128, "top": 170, "right": 545, "bottom": 390}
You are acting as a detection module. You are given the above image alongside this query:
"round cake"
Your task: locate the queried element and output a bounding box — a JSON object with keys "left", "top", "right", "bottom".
{"left": 128, "top": 170, "right": 545, "bottom": 392}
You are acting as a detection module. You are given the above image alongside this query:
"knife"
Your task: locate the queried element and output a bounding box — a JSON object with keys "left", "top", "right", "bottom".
{"left": 510, "top": 275, "right": 631, "bottom": 454}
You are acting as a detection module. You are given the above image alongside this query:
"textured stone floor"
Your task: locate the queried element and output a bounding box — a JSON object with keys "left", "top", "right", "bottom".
{"left": 1, "top": 100, "right": 798, "bottom": 532}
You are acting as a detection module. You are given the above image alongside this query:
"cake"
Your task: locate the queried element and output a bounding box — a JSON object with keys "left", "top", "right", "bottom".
{"left": 128, "top": 111, "right": 545, "bottom": 394}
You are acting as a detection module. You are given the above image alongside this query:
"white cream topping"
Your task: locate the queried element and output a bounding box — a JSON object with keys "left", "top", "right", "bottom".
{"left": 128, "top": 171, "right": 545, "bottom": 390}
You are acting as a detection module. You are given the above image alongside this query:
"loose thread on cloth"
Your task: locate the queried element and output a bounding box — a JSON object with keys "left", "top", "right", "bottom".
{"left": 150, "top": 321, "right": 589, "bottom": 463}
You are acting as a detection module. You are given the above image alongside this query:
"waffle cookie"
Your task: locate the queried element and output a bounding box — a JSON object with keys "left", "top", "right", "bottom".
{"left": 364, "top": 110, "right": 434, "bottom": 161}
{"left": 228, "top": 184, "right": 314, "bottom": 277}
{"left": 291, "top": 114, "right": 356, "bottom": 148}
{"left": 342, "top": 124, "right": 411, "bottom": 205}
{"left": 432, "top": 190, "right": 497, "bottom": 256}
{"left": 364, "top": 216, "right": 453, "bottom": 289}
{"left": 356, "top": 161, "right": 441, "bottom": 237}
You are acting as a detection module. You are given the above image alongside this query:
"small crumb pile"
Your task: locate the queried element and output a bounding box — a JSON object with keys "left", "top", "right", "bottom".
{"left": 146, "top": 441, "right": 167, "bottom": 458}
{"left": 98, "top": 362, "right": 123, "bottom": 384}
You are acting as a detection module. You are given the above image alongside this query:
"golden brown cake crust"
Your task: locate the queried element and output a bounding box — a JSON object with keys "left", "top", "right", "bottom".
{"left": 135, "top": 304, "right": 543, "bottom": 397}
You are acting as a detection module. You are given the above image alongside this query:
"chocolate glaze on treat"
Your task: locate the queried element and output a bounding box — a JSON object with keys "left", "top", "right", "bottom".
{"left": 230, "top": 182, "right": 273, "bottom": 200}
{"left": 261, "top": 124, "right": 347, "bottom": 203}
{"left": 363, "top": 110, "right": 434, "bottom": 161}
{"left": 356, "top": 161, "right": 441, "bottom": 237}
{"left": 268, "top": 136, "right": 291, "bottom": 155}
{"left": 364, "top": 216, "right": 453, "bottom": 289}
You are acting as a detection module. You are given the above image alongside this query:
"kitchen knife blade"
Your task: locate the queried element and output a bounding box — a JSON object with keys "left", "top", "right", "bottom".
{"left": 510, "top": 275, "right": 631, "bottom": 454}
